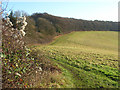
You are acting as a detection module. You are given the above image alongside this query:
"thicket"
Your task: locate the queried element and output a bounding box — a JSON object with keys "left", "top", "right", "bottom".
{"left": 1, "top": 11, "right": 62, "bottom": 88}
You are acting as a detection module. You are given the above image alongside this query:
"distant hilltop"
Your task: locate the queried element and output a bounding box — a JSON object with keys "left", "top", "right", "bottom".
{"left": 31, "top": 12, "right": 118, "bottom": 32}
{"left": 9, "top": 12, "right": 118, "bottom": 44}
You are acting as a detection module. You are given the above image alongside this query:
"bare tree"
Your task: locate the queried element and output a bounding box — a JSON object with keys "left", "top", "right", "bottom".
{"left": 0, "top": 1, "right": 9, "bottom": 89}
{"left": 14, "top": 10, "right": 28, "bottom": 17}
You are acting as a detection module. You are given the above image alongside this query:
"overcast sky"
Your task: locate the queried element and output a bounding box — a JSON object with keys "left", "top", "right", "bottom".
{"left": 3, "top": 0, "right": 120, "bottom": 21}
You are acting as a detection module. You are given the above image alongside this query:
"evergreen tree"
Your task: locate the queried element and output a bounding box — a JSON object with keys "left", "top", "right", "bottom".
{"left": 8, "top": 11, "right": 17, "bottom": 29}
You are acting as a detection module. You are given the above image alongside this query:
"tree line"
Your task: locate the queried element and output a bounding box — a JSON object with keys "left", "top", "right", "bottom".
{"left": 8, "top": 11, "right": 118, "bottom": 44}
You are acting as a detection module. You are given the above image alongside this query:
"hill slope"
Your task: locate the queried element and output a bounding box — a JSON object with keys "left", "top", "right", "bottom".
{"left": 50, "top": 31, "right": 118, "bottom": 55}
{"left": 35, "top": 31, "right": 119, "bottom": 88}
{"left": 24, "top": 13, "right": 118, "bottom": 44}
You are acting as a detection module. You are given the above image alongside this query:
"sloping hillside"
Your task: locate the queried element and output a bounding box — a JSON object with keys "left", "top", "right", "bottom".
{"left": 35, "top": 31, "right": 119, "bottom": 88}
{"left": 50, "top": 31, "right": 118, "bottom": 53}
{"left": 24, "top": 13, "right": 118, "bottom": 44}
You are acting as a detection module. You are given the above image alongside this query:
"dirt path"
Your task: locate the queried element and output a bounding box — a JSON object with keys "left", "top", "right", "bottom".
{"left": 47, "top": 56, "right": 83, "bottom": 88}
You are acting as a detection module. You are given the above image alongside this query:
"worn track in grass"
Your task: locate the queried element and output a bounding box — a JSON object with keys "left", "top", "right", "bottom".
{"left": 34, "top": 31, "right": 119, "bottom": 88}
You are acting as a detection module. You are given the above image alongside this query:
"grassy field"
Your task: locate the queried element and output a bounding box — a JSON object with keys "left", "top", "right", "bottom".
{"left": 33, "top": 31, "right": 119, "bottom": 88}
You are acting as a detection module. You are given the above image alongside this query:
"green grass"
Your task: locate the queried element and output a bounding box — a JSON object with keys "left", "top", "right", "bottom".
{"left": 34, "top": 31, "right": 119, "bottom": 88}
